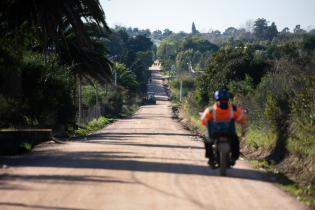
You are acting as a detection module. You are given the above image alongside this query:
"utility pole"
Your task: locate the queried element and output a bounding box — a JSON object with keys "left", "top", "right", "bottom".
{"left": 179, "top": 80, "right": 183, "bottom": 102}
{"left": 95, "top": 82, "right": 100, "bottom": 118}
{"left": 95, "top": 83, "right": 99, "bottom": 106}
{"left": 78, "top": 75, "right": 82, "bottom": 125}
{"left": 104, "top": 81, "right": 108, "bottom": 95}
{"left": 114, "top": 69, "right": 117, "bottom": 86}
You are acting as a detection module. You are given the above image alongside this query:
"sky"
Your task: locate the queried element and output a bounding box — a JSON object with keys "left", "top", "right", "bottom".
{"left": 100, "top": 0, "right": 315, "bottom": 33}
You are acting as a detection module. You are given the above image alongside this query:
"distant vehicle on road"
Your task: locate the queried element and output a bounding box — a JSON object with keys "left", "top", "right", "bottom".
{"left": 142, "top": 92, "right": 156, "bottom": 105}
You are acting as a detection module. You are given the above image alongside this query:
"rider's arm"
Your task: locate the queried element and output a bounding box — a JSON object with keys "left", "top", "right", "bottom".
{"left": 200, "top": 108, "right": 213, "bottom": 126}
{"left": 234, "top": 106, "right": 246, "bottom": 124}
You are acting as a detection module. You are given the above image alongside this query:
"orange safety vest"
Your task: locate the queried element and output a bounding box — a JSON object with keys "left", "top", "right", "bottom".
{"left": 200, "top": 103, "right": 246, "bottom": 126}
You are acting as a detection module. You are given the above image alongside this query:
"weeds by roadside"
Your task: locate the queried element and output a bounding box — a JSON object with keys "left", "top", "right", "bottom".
{"left": 19, "top": 142, "right": 33, "bottom": 153}
{"left": 73, "top": 103, "right": 139, "bottom": 138}
{"left": 74, "top": 116, "right": 115, "bottom": 137}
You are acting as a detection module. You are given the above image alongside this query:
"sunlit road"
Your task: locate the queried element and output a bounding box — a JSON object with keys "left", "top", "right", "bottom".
{"left": 0, "top": 72, "right": 307, "bottom": 210}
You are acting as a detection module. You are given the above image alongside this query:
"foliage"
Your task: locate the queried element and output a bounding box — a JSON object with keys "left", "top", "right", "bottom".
{"left": 22, "top": 53, "right": 75, "bottom": 128}
{"left": 162, "top": 18, "right": 315, "bottom": 197}
{"left": 157, "top": 36, "right": 218, "bottom": 77}
{"left": 108, "top": 27, "right": 154, "bottom": 93}
{"left": 246, "top": 126, "right": 277, "bottom": 149}
{"left": 114, "top": 63, "right": 138, "bottom": 91}
{"left": 74, "top": 116, "right": 112, "bottom": 136}
{"left": 19, "top": 142, "right": 33, "bottom": 153}
{"left": 181, "top": 37, "right": 218, "bottom": 52}
{"left": 58, "top": 23, "right": 112, "bottom": 84}
{"left": 0, "top": 47, "right": 74, "bottom": 128}
{"left": 169, "top": 76, "right": 195, "bottom": 102}
{"left": 195, "top": 45, "right": 270, "bottom": 106}
{"left": 0, "top": 0, "right": 115, "bottom": 131}
{"left": 0, "top": 0, "right": 109, "bottom": 49}
{"left": 191, "top": 22, "right": 198, "bottom": 35}
{"left": 0, "top": 0, "right": 112, "bottom": 83}
{"left": 253, "top": 18, "right": 278, "bottom": 40}
{"left": 165, "top": 26, "right": 315, "bottom": 165}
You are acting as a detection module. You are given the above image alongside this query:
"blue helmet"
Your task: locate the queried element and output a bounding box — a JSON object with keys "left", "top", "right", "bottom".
{"left": 214, "top": 90, "right": 229, "bottom": 101}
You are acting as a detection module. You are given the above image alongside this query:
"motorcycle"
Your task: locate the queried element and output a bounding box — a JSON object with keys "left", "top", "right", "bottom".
{"left": 199, "top": 112, "right": 239, "bottom": 176}
{"left": 212, "top": 133, "right": 232, "bottom": 176}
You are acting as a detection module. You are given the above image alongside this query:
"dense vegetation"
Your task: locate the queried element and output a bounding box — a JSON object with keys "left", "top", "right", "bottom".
{"left": 0, "top": 1, "right": 153, "bottom": 136}
{"left": 156, "top": 19, "right": 315, "bottom": 195}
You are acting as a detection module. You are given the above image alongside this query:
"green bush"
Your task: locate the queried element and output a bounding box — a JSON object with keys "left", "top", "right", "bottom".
{"left": 74, "top": 116, "right": 111, "bottom": 136}
{"left": 246, "top": 126, "right": 277, "bottom": 149}
{"left": 0, "top": 48, "right": 74, "bottom": 129}
{"left": 19, "top": 142, "right": 33, "bottom": 153}
{"left": 103, "top": 90, "right": 124, "bottom": 116}
{"left": 21, "top": 52, "right": 74, "bottom": 128}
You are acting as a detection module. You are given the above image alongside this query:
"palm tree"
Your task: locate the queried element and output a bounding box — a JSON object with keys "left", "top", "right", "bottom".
{"left": 114, "top": 63, "right": 138, "bottom": 91}
{"left": 59, "top": 22, "right": 112, "bottom": 83}
{"left": 0, "top": 0, "right": 112, "bottom": 82}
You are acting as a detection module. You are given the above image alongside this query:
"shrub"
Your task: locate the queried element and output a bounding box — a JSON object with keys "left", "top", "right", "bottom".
{"left": 74, "top": 116, "right": 111, "bottom": 136}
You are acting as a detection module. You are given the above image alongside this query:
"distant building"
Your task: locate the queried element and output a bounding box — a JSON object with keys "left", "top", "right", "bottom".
{"left": 149, "top": 60, "right": 162, "bottom": 71}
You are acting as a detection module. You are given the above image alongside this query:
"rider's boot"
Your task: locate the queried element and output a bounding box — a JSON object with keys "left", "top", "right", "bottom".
{"left": 229, "top": 158, "right": 236, "bottom": 166}
{"left": 208, "top": 158, "right": 216, "bottom": 169}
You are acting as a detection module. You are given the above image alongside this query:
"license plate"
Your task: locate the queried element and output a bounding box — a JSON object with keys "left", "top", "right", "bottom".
{"left": 219, "top": 136, "right": 228, "bottom": 142}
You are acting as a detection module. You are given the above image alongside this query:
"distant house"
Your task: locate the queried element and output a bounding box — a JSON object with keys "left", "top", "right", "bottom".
{"left": 149, "top": 60, "right": 162, "bottom": 71}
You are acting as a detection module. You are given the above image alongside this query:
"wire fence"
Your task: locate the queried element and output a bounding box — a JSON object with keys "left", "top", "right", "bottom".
{"left": 76, "top": 104, "right": 102, "bottom": 127}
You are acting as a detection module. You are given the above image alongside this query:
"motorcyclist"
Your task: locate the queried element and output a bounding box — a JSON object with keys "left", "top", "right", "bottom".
{"left": 200, "top": 90, "right": 246, "bottom": 168}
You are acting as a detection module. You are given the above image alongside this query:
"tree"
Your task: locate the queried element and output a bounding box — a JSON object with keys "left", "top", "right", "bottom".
{"left": 114, "top": 63, "right": 138, "bottom": 91}
{"left": 176, "top": 49, "right": 194, "bottom": 73}
{"left": 152, "top": 30, "right": 163, "bottom": 39}
{"left": 181, "top": 37, "right": 218, "bottom": 52}
{"left": 294, "top": 25, "right": 306, "bottom": 34}
{"left": 58, "top": 23, "right": 112, "bottom": 84}
{"left": 129, "top": 35, "right": 153, "bottom": 52}
{"left": 254, "top": 18, "right": 268, "bottom": 40}
{"left": 157, "top": 40, "right": 178, "bottom": 68}
{"left": 212, "top": 30, "right": 221, "bottom": 36}
{"left": 245, "top": 19, "right": 254, "bottom": 32}
{"left": 1, "top": 0, "right": 109, "bottom": 48}
{"left": 192, "top": 22, "right": 198, "bottom": 35}
{"left": 163, "top": 29, "right": 173, "bottom": 38}
{"left": 267, "top": 22, "right": 278, "bottom": 40}
{"left": 281, "top": 27, "right": 290, "bottom": 34}
{"left": 302, "top": 35, "right": 315, "bottom": 51}
{"left": 0, "top": 0, "right": 112, "bottom": 82}
{"left": 223, "top": 27, "right": 238, "bottom": 37}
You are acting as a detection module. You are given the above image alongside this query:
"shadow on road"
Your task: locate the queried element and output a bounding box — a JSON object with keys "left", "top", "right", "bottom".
{"left": 88, "top": 132, "right": 198, "bottom": 139}
{"left": 0, "top": 174, "right": 134, "bottom": 185}
{"left": 85, "top": 140, "right": 204, "bottom": 150}
{"left": 1, "top": 150, "right": 272, "bottom": 184}
{"left": 0, "top": 202, "right": 89, "bottom": 210}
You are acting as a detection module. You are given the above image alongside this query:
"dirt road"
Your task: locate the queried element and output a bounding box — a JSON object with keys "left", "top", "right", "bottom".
{"left": 0, "top": 72, "right": 308, "bottom": 210}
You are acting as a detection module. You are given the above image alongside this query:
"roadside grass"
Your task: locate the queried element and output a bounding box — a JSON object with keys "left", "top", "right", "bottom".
{"left": 120, "top": 103, "right": 139, "bottom": 118}
{"left": 287, "top": 135, "right": 315, "bottom": 163}
{"left": 182, "top": 112, "right": 206, "bottom": 136}
{"left": 74, "top": 116, "right": 114, "bottom": 137}
{"left": 19, "top": 142, "right": 33, "bottom": 153}
{"left": 245, "top": 126, "right": 276, "bottom": 150}
{"left": 73, "top": 102, "right": 139, "bottom": 138}
{"left": 251, "top": 160, "right": 315, "bottom": 209}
